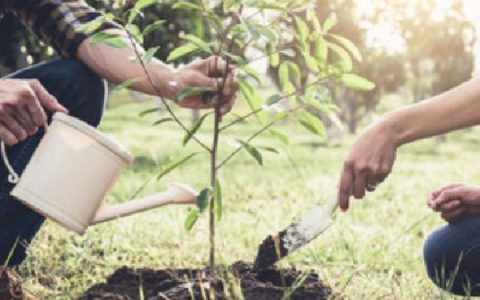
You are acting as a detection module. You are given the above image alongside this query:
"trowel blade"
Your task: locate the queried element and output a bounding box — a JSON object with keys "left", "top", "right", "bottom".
{"left": 254, "top": 196, "right": 338, "bottom": 270}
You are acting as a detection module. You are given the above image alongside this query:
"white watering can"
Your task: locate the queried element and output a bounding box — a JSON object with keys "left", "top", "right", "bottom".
{"left": 0, "top": 113, "right": 197, "bottom": 235}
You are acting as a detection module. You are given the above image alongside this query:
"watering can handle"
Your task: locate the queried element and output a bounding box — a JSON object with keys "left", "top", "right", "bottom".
{"left": 0, "top": 122, "right": 49, "bottom": 184}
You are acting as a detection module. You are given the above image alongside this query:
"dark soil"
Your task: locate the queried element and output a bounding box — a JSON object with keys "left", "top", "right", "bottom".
{"left": 254, "top": 231, "right": 289, "bottom": 270}
{"left": 78, "top": 261, "right": 337, "bottom": 300}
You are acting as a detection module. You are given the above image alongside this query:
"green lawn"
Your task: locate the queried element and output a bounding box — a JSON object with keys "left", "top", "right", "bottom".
{"left": 19, "top": 91, "right": 480, "bottom": 299}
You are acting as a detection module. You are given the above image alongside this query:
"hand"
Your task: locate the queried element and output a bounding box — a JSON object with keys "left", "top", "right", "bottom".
{"left": 167, "top": 56, "right": 237, "bottom": 116}
{"left": 0, "top": 79, "right": 68, "bottom": 145}
{"left": 338, "top": 120, "right": 399, "bottom": 211}
{"left": 428, "top": 184, "right": 480, "bottom": 223}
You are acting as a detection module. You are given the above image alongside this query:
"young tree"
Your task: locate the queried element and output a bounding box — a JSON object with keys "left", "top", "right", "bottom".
{"left": 84, "top": 0, "right": 374, "bottom": 271}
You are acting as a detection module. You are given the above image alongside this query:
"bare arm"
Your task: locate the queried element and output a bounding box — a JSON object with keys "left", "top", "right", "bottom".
{"left": 77, "top": 29, "right": 236, "bottom": 113}
{"left": 337, "top": 76, "right": 480, "bottom": 211}
{"left": 388, "top": 76, "right": 480, "bottom": 145}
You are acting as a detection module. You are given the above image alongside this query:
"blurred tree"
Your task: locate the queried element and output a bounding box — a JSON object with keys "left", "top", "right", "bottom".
{"left": 389, "top": 0, "right": 475, "bottom": 99}
{"left": 316, "top": 0, "right": 406, "bottom": 134}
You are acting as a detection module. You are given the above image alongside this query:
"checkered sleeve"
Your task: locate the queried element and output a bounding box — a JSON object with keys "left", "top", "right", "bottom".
{"left": 10, "top": 0, "right": 122, "bottom": 58}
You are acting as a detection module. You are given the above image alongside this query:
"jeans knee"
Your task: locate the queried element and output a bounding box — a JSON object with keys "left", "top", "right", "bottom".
{"left": 423, "top": 230, "right": 445, "bottom": 284}
{"left": 60, "top": 59, "right": 106, "bottom": 127}
{"left": 423, "top": 223, "right": 480, "bottom": 296}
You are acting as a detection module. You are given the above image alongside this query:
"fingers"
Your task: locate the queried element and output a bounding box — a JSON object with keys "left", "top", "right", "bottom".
{"left": 437, "top": 199, "right": 462, "bottom": 213}
{"left": 431, "top": 184, "right": 462, "bottom": 200}
{"left": 0, "top": 109, "right": 27, "bottom": 141}
{"left": 29, "top": 79, "right": 68, "bottom": 114}
{"left": 338, "top": 161, "right": 354, "bottom": 211}
{"left": 0, "top": 124, "right": 18, "bottom": 145}
{"left": 15, "top": 107, "right": 37, "bottom": 135}
{"left": 441, "top": 206, "right": 465, "bottom": 223}
{"left": 205, "top": 56, "right": 229, "bottom": 78}
{"left": 430, "top": 187, "right": 464, "bottom": 210}
{"left": 25, "top": 95, "right": 48, "bottom": 127}
{"left": 220, "top": 71, "right": 237, "bottom": 116}
{"left": 352, "top": 167, "right": 367, "bottom": 199}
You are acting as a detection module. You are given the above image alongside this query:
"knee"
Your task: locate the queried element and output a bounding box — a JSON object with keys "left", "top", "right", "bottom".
{"left": 59, "top": 59, "right": 106, "bottom": 126}
{"left": 423, "top": 229, "right": 447, "bottom": 285}
{"left": 423, "top": 225, "right": 475, "bottom": 296}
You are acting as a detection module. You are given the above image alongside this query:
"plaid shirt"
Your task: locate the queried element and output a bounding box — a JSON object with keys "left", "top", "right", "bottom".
{"left": 0, "top": 0, "right": 120, "bottom": 58}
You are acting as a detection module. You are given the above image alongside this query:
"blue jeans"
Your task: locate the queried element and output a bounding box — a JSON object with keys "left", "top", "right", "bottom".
{"left": 0, "top": 59, "right": 105, "bottom": 267}
{"left": 424, "top": 215, "right": 480, "bottom": 296}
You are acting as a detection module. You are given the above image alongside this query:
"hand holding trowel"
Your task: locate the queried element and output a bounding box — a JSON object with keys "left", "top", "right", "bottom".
{"left": 253, "top": 194, "right": 338, "bottom": 269}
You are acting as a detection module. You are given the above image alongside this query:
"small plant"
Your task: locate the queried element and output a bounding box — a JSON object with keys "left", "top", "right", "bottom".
{"left": 86, "top": 0, "right": 374, "bottom": 271}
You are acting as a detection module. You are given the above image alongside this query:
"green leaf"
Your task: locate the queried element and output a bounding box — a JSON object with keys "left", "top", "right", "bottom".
{"left": 214, "top": 179, "right": 222, "bottom": 221}
{"left": 295, "top": 16, "right": 309, "bottom": 42}
{"left": 298, "top": 112, "right": 326, "bottom": 138}
{"left": 323, "top": 15, "right": 337, "bottom": 32}
{"left": 139, "top": 107, "right": 159, "bottom": 117}
{"left": 196, "top": 188, "right": 211, "bottom": 213}
{"left": 340, "top": 73, "right": 375, "bottom": 91}
{"left": 270, "top": 52, "right": 280, "bottom": 67}
{"left": 142, "top": 47, "right": 159, "bottom": 65}
{"left": 328, "top": 34, "right": 362, "bottom": 62}
{"left": 315, "top": 36, "right": 328, "bottom": 62}
{"left": 238, "top": 78, "right": 266, "bottom": 123}
{"left": 223, "top": 0, "right": 238, "bottom": 12}
{"left": 237, "top": 139, "right": 263, "bottom": 165}
{"left": 167, "top": 44, "right": 199, "bottom": 62}
{"left": 175, "top": 87, "right": 213, "bottom": 103}
{"left": 90, "top": 32, "right": 127, "bottom": 48}
{"left": 254, "top": 26, "right": 278, "bottom": 47}
{"left": 302, "top": 51, "right": 319, "bottom": 72}
{"left": 157, "top": 153, "right": 197, "bottom": 181}
{"left": 126, "top": 24, "right": 143, "bottom": 44}
{"left": 327, "top": 42, "right": 352, "bottom": 71}
{"left": 257, "top": 2, "right": 287, "bottom": 10}
{"left": 308, "top": 9, "right": 322, "bottom": 33}
{"left": 278, "top": 62, "right": 290, "bottom": 91}
{"left": 259, "top": 146, "right": 279, "bottom": 154}
{"left": 172, "top": 2, "right": 202, "bottom": 10}
{"left": 134, "top": 0, "right": 159, "bottom": 11}
{"left": 79, "top": 13, "right": 113, "bottom": 33}
{"left": 266, "top": 94, "right": 282, "bottom": 105}
{"left": 152, "top": 117, "right": 173, "bottom": 126}
{"left": 269, "top": 129, "right": 289, "bottom": 145}
{"left": 184, "top": 209, "right": 199, "bottom": 231}
{"left": 114, "top": 78, "right": 138, "bottom": 91}
{"left": 223, "top": 51, "right": 245, "bottom": 65}
{"left": 181, "top": 34, "right": 211, "bottom": 53}
{"left": 239, "top": 65, "right": 261, "bottom": 85}
{"left": 183, "top": 112, "right": 211, "bottom": 146}
{"left": 143, "top": 20, "right": 166, "bottom": 35}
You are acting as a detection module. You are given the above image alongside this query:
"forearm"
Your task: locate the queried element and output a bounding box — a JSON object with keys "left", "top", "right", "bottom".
{"left": 385, "top": 76, "right": 480, "bottom": 145}
{"left": 76, "top": 29, "right": 177, "bottom": 99}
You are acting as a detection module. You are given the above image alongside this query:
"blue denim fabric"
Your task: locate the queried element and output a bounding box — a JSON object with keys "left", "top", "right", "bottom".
{"left": 424, "top": 216, "right": 480, "bottom": 296}
{"left": 0, "top": 59, "right": 105, "bottom": 266}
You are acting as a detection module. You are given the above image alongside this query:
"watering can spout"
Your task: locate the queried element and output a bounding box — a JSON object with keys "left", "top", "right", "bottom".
{"left": 92, "top": 183, "right": 198, "bottom": 224}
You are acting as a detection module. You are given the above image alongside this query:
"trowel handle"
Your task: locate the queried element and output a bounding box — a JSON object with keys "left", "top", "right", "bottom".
{"left": 325, "top": 194, "right": 339, "bottom": 216}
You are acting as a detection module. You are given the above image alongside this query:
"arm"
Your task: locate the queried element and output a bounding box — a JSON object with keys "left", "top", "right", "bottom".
{"left": 12, "top": 0, "right": 236, "bottom": 111}
{"left": 387, "top": 76, "right": 480, "bottom": 144}
{"left": 338, "top": 76, "right": 480, "bottom": 211}
{"left": 76, "top": 29, "right": 236, "bottom": 113}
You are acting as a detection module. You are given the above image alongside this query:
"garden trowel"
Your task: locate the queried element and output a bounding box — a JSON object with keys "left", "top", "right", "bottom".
{"left": 253, "top": 194, "right": 338, "bottom": 269}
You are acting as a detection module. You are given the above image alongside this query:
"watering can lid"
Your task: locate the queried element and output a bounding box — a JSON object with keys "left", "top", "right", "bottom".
{"left": 53, "top": 113, "right": 134, "bottom": 163}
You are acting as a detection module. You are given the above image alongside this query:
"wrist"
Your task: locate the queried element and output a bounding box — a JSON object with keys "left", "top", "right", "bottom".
{"left": 380, "top": 111, "right": 411, "bottom": 147}
{"left": 148, "top": 60, "right": 178, "bottom": 100}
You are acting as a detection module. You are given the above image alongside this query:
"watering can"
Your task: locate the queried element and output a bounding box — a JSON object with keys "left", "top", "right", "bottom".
{"left": 0, "top": 113, "right": 198, "bottom": 235}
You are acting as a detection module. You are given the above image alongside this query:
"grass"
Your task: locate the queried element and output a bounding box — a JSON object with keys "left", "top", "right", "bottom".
{"left": 17, "top": 90, "right": 480, "bottom": 299}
